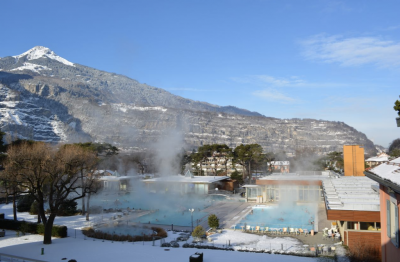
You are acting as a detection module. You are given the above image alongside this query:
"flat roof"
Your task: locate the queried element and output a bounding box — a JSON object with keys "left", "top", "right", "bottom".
{"left": 144, "top": 175, "right": 230, "bottom": 184}
{"left": 323, "top": 176, "right": 380, "bottom": 211}
{"left": 258, "top": 173, "right": 330, "bottom": 181}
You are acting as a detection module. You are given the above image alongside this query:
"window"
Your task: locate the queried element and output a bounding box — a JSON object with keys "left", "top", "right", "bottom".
{"left": 347, "top": 222, "right": 358, "bottom": 230}
{"left": 387, "top": 199, "right": 399, "bottom": 248}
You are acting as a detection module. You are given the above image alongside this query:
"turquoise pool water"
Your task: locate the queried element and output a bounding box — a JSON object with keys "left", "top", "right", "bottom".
{"left": 236, "top": 204, "right": 316, "bottom": 231}
{"left": 133, "top": 209, "right": 208, "bottom": 227}
{"left": 87, "top": 192, "right": 228, "bottom": 226}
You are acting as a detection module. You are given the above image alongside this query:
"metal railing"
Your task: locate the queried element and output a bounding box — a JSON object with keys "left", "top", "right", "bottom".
{"left": 0, "top": 253, "right": 47, "bottom": 262}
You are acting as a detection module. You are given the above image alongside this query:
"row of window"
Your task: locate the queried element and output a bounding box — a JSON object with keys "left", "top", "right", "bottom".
{"left": 247, "top": 185, "right": 323, "bottom": 202}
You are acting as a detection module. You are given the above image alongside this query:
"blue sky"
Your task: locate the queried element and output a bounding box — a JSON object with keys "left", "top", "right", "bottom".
{"left": 1, "top": 0, "right": 400, "bottom": 147}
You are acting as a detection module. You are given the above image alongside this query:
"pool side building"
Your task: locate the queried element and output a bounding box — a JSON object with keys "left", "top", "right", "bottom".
{"left": 243, "top": 171, "right": 381, "bottom": 257}
{"left": 143, "top": 173, "right": 236, "bottom": 194}
{"left": 323, "top": 176, "right": 381, "bottom": 257}
{"left": 365, "top": 157, "right": 400, "bottom": 262}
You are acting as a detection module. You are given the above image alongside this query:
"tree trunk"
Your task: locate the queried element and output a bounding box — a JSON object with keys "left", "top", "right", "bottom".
{"left": 86, "top": 192, "right": 91, "bottom": 221}
{"left": 37, "top": 201, "right": 47, "bottom": 224}
{"left": 248, "top": 162, "right": 251, "bottom": 182}
{"left": 37, "top": 204, "right": 42, "bottom": 223}
{"left": 12, "top": 194, "right": 17, "bottom": 221}
{"left": 43, "top": 213, "right": 56, "bottom": 244}
{"left": 81, "top": 170, "right": 86, "bottom": 215}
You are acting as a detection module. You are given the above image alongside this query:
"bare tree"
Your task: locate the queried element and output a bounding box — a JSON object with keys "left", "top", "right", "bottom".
{"left": 5, "top": 142, "right": 98, "bottom": 244}
{"left": 0, "top": 168, "right": 21, "bottom": 221}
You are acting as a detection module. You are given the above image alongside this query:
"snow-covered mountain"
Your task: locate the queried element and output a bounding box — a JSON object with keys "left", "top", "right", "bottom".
{"left": 0, "top": 46, "right": 377, "bottom": 154}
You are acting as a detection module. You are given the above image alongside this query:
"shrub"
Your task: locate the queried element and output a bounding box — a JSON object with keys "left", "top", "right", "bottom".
{"left": 192, "top": 225, "right": 205, "bottom": 238}
{"left": 81, "top": 226, "right": 167, "bottom": 242}
{"left": 57, "top": 199, "right": 78, "bottom": 216}
{"left": 208, "top": 214, "right": 219, "bottom": 229}
{"left": 17, "top": 195, "right": 35, "bottom": 212}
{"left": 30, "top": 201, "right": 39, "bottom": 215}
{"left": 36, "top": 224, "right": 68, "bottom": 238}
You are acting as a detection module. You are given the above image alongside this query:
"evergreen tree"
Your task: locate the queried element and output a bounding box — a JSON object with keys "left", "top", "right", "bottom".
{"left": 208, "top": 214, "right": 219, "bottom": 229}
{"left": 192, "top": 225, "right": 206, "bottom": 238}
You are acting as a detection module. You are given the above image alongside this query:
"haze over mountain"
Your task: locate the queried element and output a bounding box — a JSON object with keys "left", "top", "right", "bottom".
{"left": 0, "top": 46, "right": 377, "bottom": 154}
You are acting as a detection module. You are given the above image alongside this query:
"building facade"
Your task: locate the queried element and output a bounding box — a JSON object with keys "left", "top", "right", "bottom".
{"left": 197, "top": 154, "right": 244, "bottom": 176}
{"left": 365, "top": 158, "right": 400, "bottom": 262}
{"left": 343, "top": 145, "right": 365, "bottom": 176}
{"left": 267, "top": 161, "right": 290, "bottom": 173}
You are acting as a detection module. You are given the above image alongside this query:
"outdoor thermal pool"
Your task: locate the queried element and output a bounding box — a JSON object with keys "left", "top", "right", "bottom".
{"left": 235, "top": 203, "right": 317, "bottom": 231}
{"left": 87, "top": 191, "right": 234, "bottom": 227}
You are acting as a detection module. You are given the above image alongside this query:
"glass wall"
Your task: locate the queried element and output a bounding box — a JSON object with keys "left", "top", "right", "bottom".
{"left": 247, "top": 184, "right": 323, "bottom": 202}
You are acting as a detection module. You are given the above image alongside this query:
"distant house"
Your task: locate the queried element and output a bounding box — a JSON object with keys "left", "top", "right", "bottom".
{"left": 267, "top": 161, "right": 290, "bottom": 173}
{"left": 196, "top": 152, "right": 244, "bottom": 176}
{"left": 365, "top": 157, "right": 400, "bottom": 262}
{"left": 97, "top": 170, "right": 138, "bottom": 191}
{"left": 366, "top": 153, "right": 390, "bottom": 168}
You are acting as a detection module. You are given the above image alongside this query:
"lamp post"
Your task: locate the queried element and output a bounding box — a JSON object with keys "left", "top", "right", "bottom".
{"left": 189, "top": 208, "right": 194, "bottom": 232}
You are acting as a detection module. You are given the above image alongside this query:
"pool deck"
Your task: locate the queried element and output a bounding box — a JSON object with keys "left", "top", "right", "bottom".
{"left": 200, "top": 200, "right": 339, "bottom": 247}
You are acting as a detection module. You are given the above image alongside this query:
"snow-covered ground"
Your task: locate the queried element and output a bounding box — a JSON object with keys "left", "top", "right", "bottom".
{"left": 0, "top": 203, "right": 323, "bottom": 262}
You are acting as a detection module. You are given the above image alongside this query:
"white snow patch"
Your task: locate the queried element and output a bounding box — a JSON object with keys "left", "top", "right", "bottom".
{"left": 13, "top": 46, "right": 75, "bottom": 67}
{"left": 112, "top": 103, "right": 167, "bottom": 112}
{"left": 50, "top": 119, "right": 67, "bottom": 140}
{"left": 11, "top": 62, "right": 52, "bottom": 73}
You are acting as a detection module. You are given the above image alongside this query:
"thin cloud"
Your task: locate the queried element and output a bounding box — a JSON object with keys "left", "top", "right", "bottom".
{"left": 166, "top": 87, "right": 211, "bottom": 92}
{"left": 231, "top": 74, "right": 343, "bottom": 88}
{"left": 252, "top": 89, "right": 297, "bottom": 103}
{"left": 301, "top": 34, "right": 400, "bottom": 68}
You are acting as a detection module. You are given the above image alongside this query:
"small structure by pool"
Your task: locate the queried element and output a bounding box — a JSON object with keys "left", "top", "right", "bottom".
{"left": 143, "top": 171, "right": 237, "bottom": 194}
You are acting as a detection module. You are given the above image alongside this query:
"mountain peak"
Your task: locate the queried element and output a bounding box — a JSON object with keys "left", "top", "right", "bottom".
{"left": 13, "top": 46, "right": 74, "bottom": 67}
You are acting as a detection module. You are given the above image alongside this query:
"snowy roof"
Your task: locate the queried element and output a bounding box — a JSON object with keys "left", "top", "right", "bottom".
{"left": 144, "top": 175, "right": 230, "bottom": 184}
{"left": 258, "top": 173, "right": 329, "bottom": 181}
{"left": 365, "top": 156, "right": 389, "bottom": 162}
{"left": 98, "top": 176, "right": 136, "bottom": 181}
{"left": 323, "top": 176, "right": 380, "bottom": 211}
{"left": 269, "top": 161, "right": 290, "bottom": 165}
{"left": 367, "top": 157, "right": 400, "bottom": 189}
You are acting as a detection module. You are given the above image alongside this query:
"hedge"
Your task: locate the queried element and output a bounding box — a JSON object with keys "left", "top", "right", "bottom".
{"left": 82, "top": 226, "right": 167, "bottom": 242}
{"left": 0, "top": 219, "right": 68, "bottom": 238}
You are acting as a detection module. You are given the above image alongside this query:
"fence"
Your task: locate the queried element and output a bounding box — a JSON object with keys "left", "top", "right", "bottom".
{"left": 0, "top": 253, "right": 47, "bottom": 262}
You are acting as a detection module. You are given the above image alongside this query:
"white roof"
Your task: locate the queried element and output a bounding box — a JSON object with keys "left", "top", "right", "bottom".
{"left": 258, "top": 173, "right": 329, "bottom": 181}
{"left": 368, "top": 157, "right": 400, "bottom": 187}
{"left": 99, "top": 176, "right": 135, "bottom": 181}
{"left": 269, "top": 161, "right": 290, "bottom": 165}
{"left": 323, "top": 176, "right": 380, "bottom": 211}
{"left": 145, "top": 175, "right": 230, "bottom": 184}
{"left": 365, "top": 156, "right": 389, "bottom": 162}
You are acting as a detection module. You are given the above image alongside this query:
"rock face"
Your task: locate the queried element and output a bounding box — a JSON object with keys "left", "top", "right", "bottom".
{"left": 0, "top": 46, "right": 376, "bottom": 154}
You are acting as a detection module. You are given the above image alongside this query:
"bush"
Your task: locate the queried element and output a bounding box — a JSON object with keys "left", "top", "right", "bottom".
{"left": 208, "top": 214, "right": 219, "bottom": 229}
{"left": 191, "top": 225, "right": 205, "bottom": 238}
{"left": 30, "top": 201, "right": 39, "bottom": 215}
{"left": 81, "top": 226, "right": 167, "bottom": 242}
{"left": 36, "top": 224, "right": 68, "bottom": 238}
{"left": 0, "top": 219, "right": 67, "bottom": 238}
{"left": 17, "top": 195, "right": 35, "bottom": 212}
{"left": 57, "top": 199, "right": 78, "bottom": 216}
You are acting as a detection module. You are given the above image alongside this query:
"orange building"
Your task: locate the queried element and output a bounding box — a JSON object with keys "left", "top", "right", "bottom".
{"left": 365, "top": 158, "right": 400, "bottom": 262}
{"left": 343, "top": 145, "right": 365, "bottom": 176}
